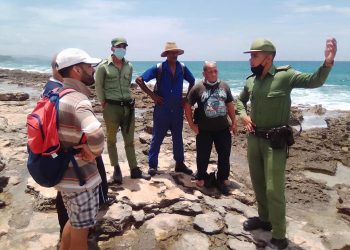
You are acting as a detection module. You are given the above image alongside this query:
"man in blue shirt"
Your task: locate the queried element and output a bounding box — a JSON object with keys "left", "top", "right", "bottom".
{"left": 42, "top": 55, "right": 64, "bottom": 96}
{"left": 136, "top": 42, "right": 195, "bottom": 176}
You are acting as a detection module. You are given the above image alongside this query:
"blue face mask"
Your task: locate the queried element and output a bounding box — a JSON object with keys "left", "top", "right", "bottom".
{"left": 113, "top": 48, "right": 126, "bottom": 59}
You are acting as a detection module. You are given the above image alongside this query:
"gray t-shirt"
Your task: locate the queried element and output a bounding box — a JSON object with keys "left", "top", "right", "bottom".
{"left": 188, "top": 80, "right": 234, "bottom": 131}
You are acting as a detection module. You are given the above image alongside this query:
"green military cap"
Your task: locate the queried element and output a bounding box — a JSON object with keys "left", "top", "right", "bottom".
{"left": 244, "top": 38, "right": 276, "bottom": 53}
{"left": 111, "top": 37, "right": 128, "bottom": 46}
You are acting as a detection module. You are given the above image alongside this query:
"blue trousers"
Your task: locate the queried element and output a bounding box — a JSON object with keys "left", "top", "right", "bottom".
{"left": 148, "top": 106, "right": 184, "bottom": 168}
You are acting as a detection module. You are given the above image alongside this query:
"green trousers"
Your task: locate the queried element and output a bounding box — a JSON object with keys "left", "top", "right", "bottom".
{"left": 247, "top": 134, "right": 287, "bottom": 239}
{"left": 103, "top": 103, "right": 137, "bottom": 171}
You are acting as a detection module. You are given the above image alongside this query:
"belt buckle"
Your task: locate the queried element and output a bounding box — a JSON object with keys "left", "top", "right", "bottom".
{"left": 265, "top": 132, "right": 270, "bottom": 139}
{"left": 120, "top": 101, "right": 124, "bottom": 106}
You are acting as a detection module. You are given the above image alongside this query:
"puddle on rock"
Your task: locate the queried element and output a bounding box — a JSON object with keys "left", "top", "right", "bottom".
{"left": 304, "top": 162, "right": 350, "bottom": 187}
{"left": 0, "top": 81, "right": 41, "bottom": 98}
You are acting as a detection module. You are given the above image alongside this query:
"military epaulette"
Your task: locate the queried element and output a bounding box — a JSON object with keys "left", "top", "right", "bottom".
{"left": 276, "top": 65, "right": 291, "bottom": 71}
{"left": 246, "top": 74, "right": 255, "bottom": 80}
{"left": 100, "top": 59, "right": 108, "bottom": 65}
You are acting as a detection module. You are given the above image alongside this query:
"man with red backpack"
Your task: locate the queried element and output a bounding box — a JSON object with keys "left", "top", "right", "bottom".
{"left": 41, "top": 54, "right": 115, "bottom": 237}
{"left": 54, "top": 48, "right": 104, "bottom": 250}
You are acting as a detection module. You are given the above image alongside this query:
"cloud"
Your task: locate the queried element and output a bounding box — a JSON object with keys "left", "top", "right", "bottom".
{"left": 292, "top": 4, "right": 350, "bottom": 14}
{"left": 24, "top": 0, "right": 135, "bottom": 24}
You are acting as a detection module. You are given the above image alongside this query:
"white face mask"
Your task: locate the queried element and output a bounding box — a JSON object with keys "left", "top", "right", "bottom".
{"left": 113, "top": 48, "right": 126, "bottom": 59}
{"left": 205, "top": 79, "right": 218, "bottom": 86}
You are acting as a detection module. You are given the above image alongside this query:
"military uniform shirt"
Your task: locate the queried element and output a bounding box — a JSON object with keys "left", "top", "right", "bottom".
{"left": 236, "top": 64, "right": 332, "bottom": 129}
{"left": 95, "top": 55, "right": 133, "bottom": 103}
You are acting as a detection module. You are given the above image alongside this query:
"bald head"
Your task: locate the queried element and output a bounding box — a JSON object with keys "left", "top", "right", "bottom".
{"left": 203, "top": 61, "right": 217, "bottom": 72}
{"left": 202, "top": 61, "right": 218, "bottom": 83}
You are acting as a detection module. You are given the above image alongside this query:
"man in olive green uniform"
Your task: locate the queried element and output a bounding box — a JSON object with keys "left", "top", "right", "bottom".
{"left": 236, "top": 37, "right": 337, "bottom": 249}
{"left": 95, "top": 37, "right": 151, "bottom": 184}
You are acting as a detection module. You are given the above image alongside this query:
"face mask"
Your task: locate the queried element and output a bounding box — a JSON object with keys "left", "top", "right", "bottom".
{"left": 113, "top": 48, "right": 126, "bottom": 59}
{"left": 205, "top": 80, "right": 218, "bottom": 86}
{"left": 250, "top": 64, "right": 264, "bottom": 77}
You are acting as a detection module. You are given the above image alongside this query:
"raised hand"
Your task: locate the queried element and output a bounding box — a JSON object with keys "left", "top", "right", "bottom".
{"left": 324, "top": 37, "right": 337, "bottom": 65}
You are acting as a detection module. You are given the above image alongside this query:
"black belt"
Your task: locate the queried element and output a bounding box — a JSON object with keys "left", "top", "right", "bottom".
{"left": 251, "top": 130, "right": 270, "bottom": 139}
{"left": 251, "top": 126, "right": 289, "bottom": 139}
{"left": 105, "top": 99, "right": 134, "bottom": 107}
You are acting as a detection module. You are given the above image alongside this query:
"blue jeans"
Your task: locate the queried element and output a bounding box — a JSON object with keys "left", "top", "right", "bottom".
{"left": 148, "top": 106, "right": 184, "bottom": 168}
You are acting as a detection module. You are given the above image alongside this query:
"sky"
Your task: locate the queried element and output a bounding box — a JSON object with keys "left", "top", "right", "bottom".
{"left": 0, "top": 0, "right": 349, "bottom": 61}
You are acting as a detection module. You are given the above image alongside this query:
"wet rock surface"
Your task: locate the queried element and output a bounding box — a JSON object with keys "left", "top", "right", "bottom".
{"left": 335, "top": 184, "right": 350, "bottom": 222}
{"left": 0, "top": 92, "right": 29, "bottom": 101}
{"left": 0, "top": 69, "right": 350, "bottom": 249}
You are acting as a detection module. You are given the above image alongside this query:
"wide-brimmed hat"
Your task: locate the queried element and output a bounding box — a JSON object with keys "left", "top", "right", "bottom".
{"left": 161, "top": 42, "right": 184, "bottom": 57}
{"left": 56, "top": 48, "right": 101, "bottom": 70}
{"left": 244, "top": 38, "right": 276, "bottom": 53}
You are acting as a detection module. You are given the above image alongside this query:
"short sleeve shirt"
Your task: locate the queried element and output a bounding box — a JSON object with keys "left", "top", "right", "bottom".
{"left": 141, "top": 61, "right": 195, "bottom": 112}
{"left": 188, "top": 80, "right": 234, "bottom": 131}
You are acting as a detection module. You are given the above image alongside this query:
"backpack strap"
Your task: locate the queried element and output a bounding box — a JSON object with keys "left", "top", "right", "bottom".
{"left": 155, "top": 62, "right": 186, "bottom": 94}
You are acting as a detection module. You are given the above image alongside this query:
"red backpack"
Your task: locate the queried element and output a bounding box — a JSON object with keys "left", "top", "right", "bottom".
{"left": 27, "top": 88, "right": 85, "bottom": 187}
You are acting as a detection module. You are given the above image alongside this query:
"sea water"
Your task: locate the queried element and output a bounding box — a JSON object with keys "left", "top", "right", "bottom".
{"left": 0, "top": 55, "right": 349, "bottom": 111}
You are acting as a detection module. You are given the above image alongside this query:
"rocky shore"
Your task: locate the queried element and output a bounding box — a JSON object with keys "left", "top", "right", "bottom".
{"left": 0, "top": 68, "right": 349, "bottom": 249}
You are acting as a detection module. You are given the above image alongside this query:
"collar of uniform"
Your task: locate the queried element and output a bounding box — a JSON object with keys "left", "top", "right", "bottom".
{"left": 62, "top": 78, "right": 92, "bottom": 97}
{"left": 267, "top": 65, "right": 277, "bottom": 76}
{"left": 107, "top": 55, "right": 129, "bottom": 66}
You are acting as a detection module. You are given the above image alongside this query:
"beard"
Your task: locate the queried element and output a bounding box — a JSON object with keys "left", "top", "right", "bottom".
{"left": 81, "top": 70, "right": 95, "bottom": 86}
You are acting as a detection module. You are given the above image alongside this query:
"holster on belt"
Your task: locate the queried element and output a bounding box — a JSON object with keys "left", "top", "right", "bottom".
{"left": 125, "top": 99, "right": 135, "bottom": 133}
{"left": 252, "top": 125, "right": 295, "bottom": 149}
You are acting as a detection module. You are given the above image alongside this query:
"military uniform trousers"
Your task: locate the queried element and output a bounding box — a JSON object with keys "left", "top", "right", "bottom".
{"left": 247, "top": 134, "right": 287, "bottom": 239}
{"left": 103, "top": 103, "right": 137, "bottom": 170}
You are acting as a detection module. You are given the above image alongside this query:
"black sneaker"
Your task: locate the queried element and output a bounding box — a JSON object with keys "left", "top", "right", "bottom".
{"left": 104, "top": 195, "right": 116, "bottom": 206}
{"left": 112, "top": 165, "right": 123, "bottom": 184}
{"left": 270, "top": 238, "right": 288, "bottom": 250}
{"left": 175, "top": 162, "right": 193, "bottom": 175}
{"left": 216, "top": 181, "right": 230, "bottom": 195}
{"left": 243, "top": 217, "right": 272, "bottom": 231}
{"left": 148, "top": 167, "right": 157, "bottom": 176}
{"left": 131, "top": 167, "right": 151, "bottom": 180}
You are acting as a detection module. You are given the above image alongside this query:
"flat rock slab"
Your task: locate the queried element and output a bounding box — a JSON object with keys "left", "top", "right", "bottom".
{"left": 169, "top": 201, "right": 203, "bottom": 216}
{"left": 193, "top": 212, "right": 224, "bottom": 235}
{"left": 336, "top": 184, "right": 350, "bottom": 222}
{"left": 115, "top": 173, "right": 197, "bottom": 209}
{"left": 171, "top": 232, "right": 210, "bottom": 250}
{"left": 224, "top": 213, "right": 248, "bottom": 236}
{"left": 203, "top": 196, "right": 256, "bottom": 217}
{"left": 96, "top": 203, "right": 133, "bottom": 238}
{"left": 0, "top": 92, "right": 29, "bottom": 101}
{"left": 145, "top": 213, "right": 191, "bottom": 241}
{"left": 26, "top": 178, "right": 57, "bottom": 211}
{"left": 227, "top": 237, "right": 256, "bottom": 250}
